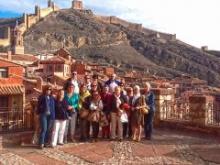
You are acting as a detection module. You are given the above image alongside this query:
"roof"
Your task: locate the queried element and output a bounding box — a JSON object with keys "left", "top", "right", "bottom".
{"left": 40, "top": 56, "right": 71, "bottom": 65}
{"left": 0, "top": 85, "right": 24, "bottom": 95}
{"left": 0, "top": 57, "right": 25, "bottom": 67}
{"left": 0, "top": 53, "right": 38, "bottom": 62}
{"left": 54, "top": 48, "right": 71, "bottom": 59}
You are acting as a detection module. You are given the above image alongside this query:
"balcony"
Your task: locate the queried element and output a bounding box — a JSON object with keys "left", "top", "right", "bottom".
{"left": 0, "top": 108, "right": 33, "bottom": 133}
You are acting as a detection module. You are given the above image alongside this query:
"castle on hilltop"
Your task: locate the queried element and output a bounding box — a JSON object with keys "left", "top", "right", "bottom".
{"left": 0, "top": 0, "right": 84, "bottom": 54}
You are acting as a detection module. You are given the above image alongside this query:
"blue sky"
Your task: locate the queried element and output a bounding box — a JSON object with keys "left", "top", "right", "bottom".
{"left": 0, "top": 0, "right": 219, "bottom": 50}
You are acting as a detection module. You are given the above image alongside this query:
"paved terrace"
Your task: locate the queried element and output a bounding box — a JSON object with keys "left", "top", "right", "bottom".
{"left": 0, "top": 129, "right": 219, "bottom": 165}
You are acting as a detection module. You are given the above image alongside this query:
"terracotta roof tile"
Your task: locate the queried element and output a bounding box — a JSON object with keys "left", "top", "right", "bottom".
{"left": 40, "top": 56, "right": 71, "bottom": 64}
{"left": 0, "top": 85, "right": 24, "bottom": 95}
{"left": 0, "top": 54, "right": 37, "bottom": 62}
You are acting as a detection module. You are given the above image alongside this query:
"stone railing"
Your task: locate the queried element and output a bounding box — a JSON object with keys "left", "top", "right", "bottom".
{"left": 153, "top": 88, "right": 220, "bottom": 134}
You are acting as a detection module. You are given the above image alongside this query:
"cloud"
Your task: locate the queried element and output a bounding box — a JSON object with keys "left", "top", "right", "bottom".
{"left": 0, "top": 0, "right": 219, "bottom": 50}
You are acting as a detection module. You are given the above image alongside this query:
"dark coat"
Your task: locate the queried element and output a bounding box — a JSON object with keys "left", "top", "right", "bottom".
{"left": 54, "top": 100, "right": 69, "bottom": 120}
{"left": 37, "top": 95, "right": 55, "bottom": 120}
{"left": 145, "top": 91, "right": 155, "bottom": 112}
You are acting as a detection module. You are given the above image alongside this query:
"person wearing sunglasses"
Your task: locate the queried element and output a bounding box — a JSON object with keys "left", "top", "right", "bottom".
{"left": 37, "top": 85, "right": 55, "bottom": 149}
{"left": 64, "top": 71, "right": 80, "bottom": 94}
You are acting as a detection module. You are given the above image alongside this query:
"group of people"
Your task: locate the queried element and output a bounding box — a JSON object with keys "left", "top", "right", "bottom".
{"left": 36, "top": 72, "right": 155, "bottom": 149}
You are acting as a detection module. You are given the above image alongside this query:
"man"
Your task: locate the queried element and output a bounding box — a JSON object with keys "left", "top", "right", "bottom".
{"left": 84, "top": 75, "right": 91, "bottom": 91}
{"left": 91, "top": 74, "right": 103, "bottom": 93}
{"left": 64, "top": 71, "right": 79, "bottom": 94}
{"left": 143, "top": 82, "right": 155, "bottom": 140}
{"left": 105, "top": 73, "right": 121, "bottom": 93}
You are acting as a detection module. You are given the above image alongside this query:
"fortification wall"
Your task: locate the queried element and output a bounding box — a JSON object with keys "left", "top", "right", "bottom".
{"left": 95, "top": 16, "right": 111, "bottom": 24}
{"left": 0, "top": 1, "right": 60, "bottom": 47}
{"left": 40, "top": 7, "right": 54, "bottom": 18}
{"left": 27, "top": 15, "right": 39, "bottom": 28}
{"left": 95, "top": 15, "right": 143, "bottom": 32}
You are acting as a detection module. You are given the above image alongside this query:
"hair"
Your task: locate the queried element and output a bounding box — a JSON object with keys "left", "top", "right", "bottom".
{"left": 92, "top": 74, "right": 98, "bottom": 79}
{"left": 133, "top": 85, "right": 140, "bottom": 93}
{"left": 144, "top": 82, "right": 151, "bottom": 90}
{"left": 42, "top": 85, "right": 52, "bottom": 95}
{"left": 67, "top": 82, "right": 75, "bottom": 89}
{"left": 114, "top": 86, "right": 121, "bottom": 93}
{"left": 57, "top": 89, "right": 64, "bottom": 101}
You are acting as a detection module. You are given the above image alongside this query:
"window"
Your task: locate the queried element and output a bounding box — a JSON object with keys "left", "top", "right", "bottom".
{"left": 55, "top": 65, "right": 63, "bottom": 72}
{"left": 47, "top": 65, "right": 53, "bottom": 72}
{"left": 0, "top": 96, "right": 9, "bottom": 110}
{"left": 0, "top": 68, "right": 8, "bottom": 78}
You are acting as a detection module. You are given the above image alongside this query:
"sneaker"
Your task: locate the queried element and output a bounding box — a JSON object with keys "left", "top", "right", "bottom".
{"left": 39, "top": 144, "right": 44, "bottom": 149}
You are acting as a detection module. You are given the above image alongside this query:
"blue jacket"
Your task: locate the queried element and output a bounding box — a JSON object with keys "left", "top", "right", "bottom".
{"left": 105, "top": 79, "right": 121, "bottom": 86}
{"left": 37, "top": 95, "right": 55, "bottom": 120}
{"left": 145, "top": 91, "right": 155, "bottom": 112}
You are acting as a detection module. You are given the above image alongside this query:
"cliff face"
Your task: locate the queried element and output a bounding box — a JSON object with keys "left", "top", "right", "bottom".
{"left": 23, "top": 9, "right": 220, "bottom": 86}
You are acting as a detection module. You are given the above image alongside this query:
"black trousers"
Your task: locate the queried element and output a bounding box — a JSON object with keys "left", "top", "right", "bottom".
{"left": 91, "top": 122, "right": 99, "bottom": 139}
{"left": 122, "top": 122, "right": 128, "bottom": 138}
{"left": 79, "top": 118, "right": 90, "bottom": 140}
{"left": 144, "top": 111, "right": 155, "bottom": 138}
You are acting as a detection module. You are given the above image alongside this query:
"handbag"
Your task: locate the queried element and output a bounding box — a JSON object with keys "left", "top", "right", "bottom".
{"left": 87, "top": 110, "right": 101, "bottom": 122}
{"left": 79, "top": 108, "right": 90, "bottom": 119}
{"left": 139, "top": 96, "right": 149, "bottom": 115}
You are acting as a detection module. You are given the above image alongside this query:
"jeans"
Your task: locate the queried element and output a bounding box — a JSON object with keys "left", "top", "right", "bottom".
{"left": 64, "top": 112, "right": 77, "bottom": 139}
{"left": 51, "top": 120, "right": 67, "bottom": 146}
{"left": 122, "top": 122, "right": 128, "bottom": 138}
{"left": 144, "top": 111, "right": 155, "bottom": 138}
{"left": 39, "top": 114, "right": 52, "bottom": 145}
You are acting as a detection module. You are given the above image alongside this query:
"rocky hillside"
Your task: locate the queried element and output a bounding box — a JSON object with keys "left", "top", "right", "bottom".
{"left": 23, "top": 9, "right": 220, "bottom": 86}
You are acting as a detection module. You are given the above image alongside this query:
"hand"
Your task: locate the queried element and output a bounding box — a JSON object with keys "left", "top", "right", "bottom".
{"left": 68, "top": 106, "right": 73, "bottom": 110}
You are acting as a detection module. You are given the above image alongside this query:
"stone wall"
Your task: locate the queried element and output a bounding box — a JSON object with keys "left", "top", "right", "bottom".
{"left": 0, "top": 132, "right": 33, "bottom": 149}
{"left": 95, "top": 15, "right": 143, "bottom": 32}
{"left": 95, "top": 15, "right": 176, "bottom": 41}
{"left": 0, "top": 1, "right": 59, "bottom": 47}
{"left": 154, "top": 89, "right": 220, "bottom": 134}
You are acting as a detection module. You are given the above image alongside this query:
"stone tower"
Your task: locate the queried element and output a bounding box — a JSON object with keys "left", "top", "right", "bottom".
{"left": 48, "top": 0, "right": 52, "bottom": 7}
{"left": 11, "top": 21, "right": 24, "bottom": 55}
{"left": 72, "top": 0, "right": 83, "bottom": 10}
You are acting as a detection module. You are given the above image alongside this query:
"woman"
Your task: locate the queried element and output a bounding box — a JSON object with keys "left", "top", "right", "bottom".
{"left": 110, "top": 86, "right": 126, "bottom": 141}
{"left": 88, "top": 90, "right": 103, "bottom": 142}
{"left": 51, "top": 90, "right": 68, "bottom": 147}
{"left": 131, "top": 85, "right": 147, "bottom": 142}
{"left": 101, "top": 86, "right": 113, "bottom": 139}
{"left": 37, "top": 85, "right": 55, "bottom": 149}
{"left": 127, "top": 87, "right": 134, "bottom": 138}
{"left": 78, "top": 84, "right": 91, "bottom": 142}
{"left": 64, "top": 83, "right": 79, "bottom": 143}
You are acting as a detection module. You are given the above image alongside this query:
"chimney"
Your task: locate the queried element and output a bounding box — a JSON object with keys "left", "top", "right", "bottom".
{"left": 7, "top": 51, "right": 12, "bottom": 61}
